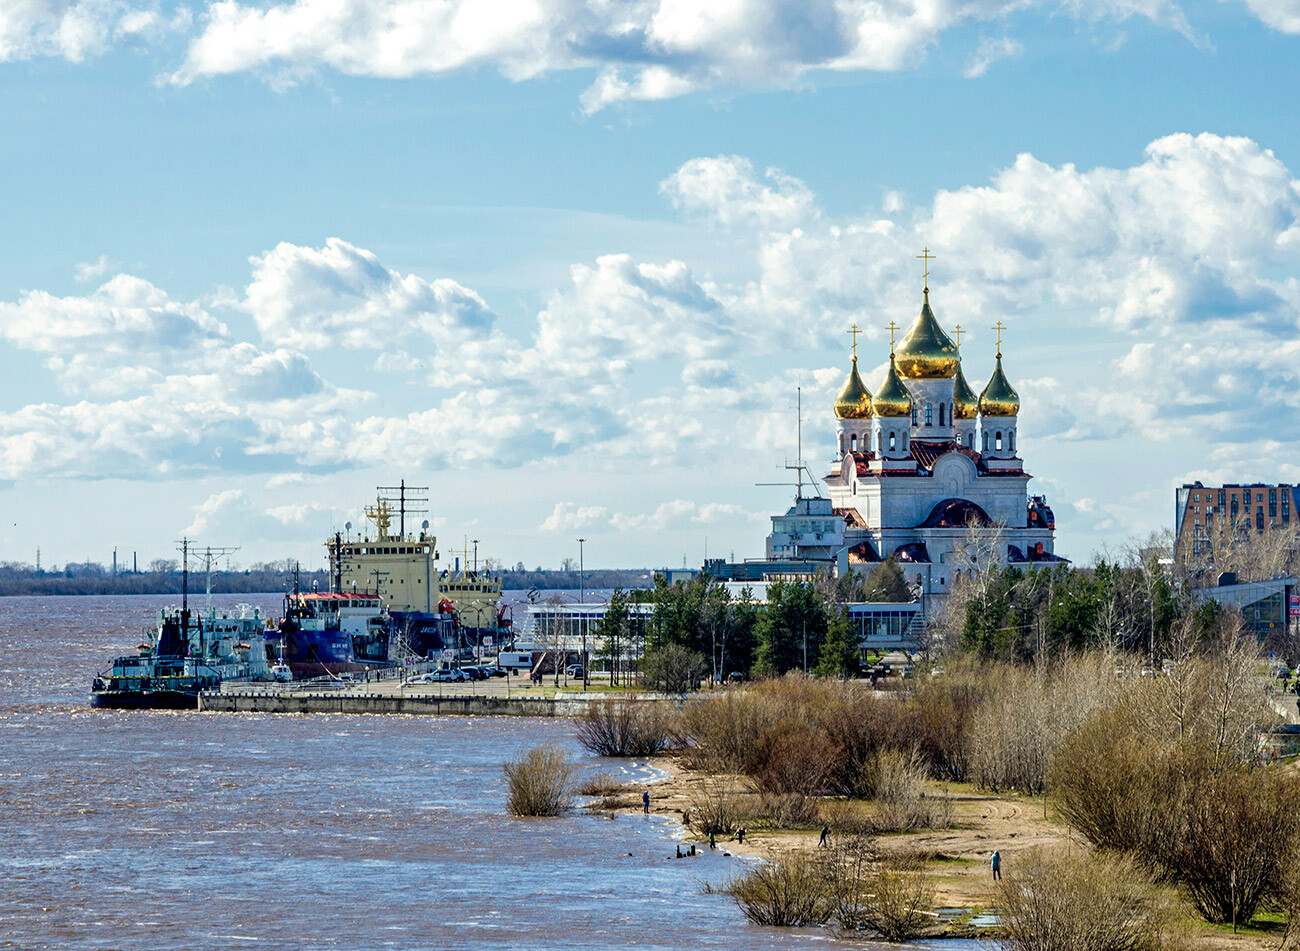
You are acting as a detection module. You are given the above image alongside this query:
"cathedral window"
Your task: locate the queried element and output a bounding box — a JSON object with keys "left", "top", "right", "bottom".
{"left": 850, "top": 434, "right": 857, "bottom": 452}
{"left": 925, "top": 403, "right": 932, "bottom": 426}
{"left": 1009, "top": 430, "right": 1015, "bottom": 452}
{"left": 938, "top": 403, "right": 946, "bottom": 426}
{"left": 911, "top": 406, "right": 918, "bottom": 425}
{"left": 995, "top": 432, "right": 1003, "bottom": 451}
{"left": 983, "top": 432, "right": 989, "bottom": 452}
{"left": 888, "top": 432, "right": 897, "bottom": 452}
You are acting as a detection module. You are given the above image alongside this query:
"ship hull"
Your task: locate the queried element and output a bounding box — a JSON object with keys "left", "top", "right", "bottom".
{"left": 90, "top": 688, "right": 199, "bottom": 710}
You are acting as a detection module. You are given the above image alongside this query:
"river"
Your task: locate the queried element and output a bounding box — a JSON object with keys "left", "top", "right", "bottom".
{"left": 0, "top": 594, "right": 979, "bottom": 950}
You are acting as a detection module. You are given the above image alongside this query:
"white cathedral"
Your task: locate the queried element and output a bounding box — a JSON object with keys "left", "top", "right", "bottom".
{"left": 760, "top": 273, "right": 1060, "bottom": 603}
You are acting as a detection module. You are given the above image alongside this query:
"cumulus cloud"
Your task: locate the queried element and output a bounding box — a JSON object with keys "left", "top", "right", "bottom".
{"left": 181, "top": 488, "right": 334, "bottom": 540}
{"left": 246, "top": 237, "right": 494, "bottom": 351}
{"left": 1238, "top": 0, "right": 1300, "bottom": 33}
{"left": 168, "top": 0, "right": 1205, "bottom": 109}
{"left": 660, "top": 155, "right": 819, "bottom": 232}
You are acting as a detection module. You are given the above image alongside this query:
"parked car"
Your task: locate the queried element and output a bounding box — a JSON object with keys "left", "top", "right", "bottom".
{"left": 726, "top": 672, "right": 744, "bottom": 684}
{"left": 484, "top": 666, "right": 508, "bottom": 678}
{"left": 460, "top": 666, "right": 489, "bottom": 681}
{"left": 422, "top": 669, "right": 467, "bottom": 683}
{"left": 564, "top": 664, "right": 585, "bottom": 678}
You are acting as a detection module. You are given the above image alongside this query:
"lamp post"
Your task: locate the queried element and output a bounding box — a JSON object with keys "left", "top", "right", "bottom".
{"left": 578, "top": 538, "right": 587, "bottom": 690}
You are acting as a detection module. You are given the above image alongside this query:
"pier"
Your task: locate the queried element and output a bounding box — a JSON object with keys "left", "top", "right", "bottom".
{"left": 200, "top": 678, "right": 673, "bottom": 717}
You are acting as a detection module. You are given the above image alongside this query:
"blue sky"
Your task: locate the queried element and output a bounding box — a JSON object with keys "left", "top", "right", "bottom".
{"left": 1, "top": 0, "right": 1299, "bottom": 571}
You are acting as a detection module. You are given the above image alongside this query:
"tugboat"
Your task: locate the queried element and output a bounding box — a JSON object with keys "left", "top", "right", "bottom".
{"left": 90, "top": 542, "right": 272, "bottom": 709}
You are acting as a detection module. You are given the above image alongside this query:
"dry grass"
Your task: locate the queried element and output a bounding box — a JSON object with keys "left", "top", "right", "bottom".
{"left": 728, "top": 853, "right": 832, "bottom": 927}
{"left": 576, "top": 771, "right": 626, "bottom": 797}
{"left": 503, "top": 743, "right": 578, "bottom": 817}
{"left": 686, "top": 783, "right": 746, "bottom": 835}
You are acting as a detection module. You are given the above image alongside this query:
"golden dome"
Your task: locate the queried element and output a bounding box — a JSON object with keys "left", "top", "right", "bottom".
{"left": 952, "top": 362, "right": 979, "bottom": 419}
{"left": 979, "top": 355, "right": 1020, "bottom": 417}
{"left": 894, "top": 290, "right": 960, "bottom": 379}
{"left": 834, "top": 358, "right": 873, "bottom": 419}
{"left": 872, "top": 355, "right": 914, "bottom": 418}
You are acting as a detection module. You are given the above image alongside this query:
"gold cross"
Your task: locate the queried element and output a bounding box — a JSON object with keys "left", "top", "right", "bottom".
{"left": 847, "top": 323, "right": 861, "bottom": 359}
{"left": 887, "top": 320, "right": 900, "bottom": 354}
{"left": 953, "top": 323, "right": 964, "bottom": 348}
{"left": 917, "top": 247, "right": 935, "bottom": 290}
{"left": 993, "top": 321, "right": 1006, "bottom": 354}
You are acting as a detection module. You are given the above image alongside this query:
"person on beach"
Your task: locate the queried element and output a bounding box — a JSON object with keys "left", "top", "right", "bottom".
{"left": 736, "top": 827, "right": 746, "bottom": 845}
{"left": 818, "top": 825, "right": 829, "bottom": 847}
{"left": 709, "top": 831, "right": 716, "bottom": 850}
{"left": 642, "top": 790, "right": 650, "bottom": 814}
{"left": 991, "top": 850, "right": 1002, "bottom": 880}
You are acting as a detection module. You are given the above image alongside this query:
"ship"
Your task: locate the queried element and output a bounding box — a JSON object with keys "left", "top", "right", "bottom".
{"left": 90, "top": 543, "right": 272, "bottom": 709}
{"left": 325, "top": 482, "right": 510, "bottom": 662}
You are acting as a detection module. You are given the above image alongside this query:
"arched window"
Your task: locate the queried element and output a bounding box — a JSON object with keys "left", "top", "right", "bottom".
{"left": 968, "top": 433, "right": 974, "bottom": 448}
{"left": 995, "top": 431, "right": 1003, "bottom": 451}
{"left": 983, "top": 431, "right": 989, "bottom": 452}
{"left": 888, "top": 431, "right": 897, "bottom": 452}
{"left": 850, "top": 433, "right": 857, "bottom": 452}
{"left": 911, "top": 405, "right": 918, "bottom": 425}
{"left": 1009, "top": 430, "right": 1016, "bottom": 452}
{"left": 877, "top": 430, "right": 882, "bottom": 452}
{"left": 925, "top": 403, "right": 933, "bottom": 426}
{"left": 903, "top": 431, "right": 909, "bottom": 450}
{"left": 938, "top": 403, "right": 946, "bottom": 426}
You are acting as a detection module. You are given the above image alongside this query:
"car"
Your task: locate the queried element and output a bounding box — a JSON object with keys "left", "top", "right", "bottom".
{"left": 726, "top": 672, "right": 744, "bottom": 683}
{"left": 484, "top": 666, "right": 508, "bottom": 678}
{"left": 420, "top": 668, "right": 467, "bottom": 684}
{"left": 564, "top": 664, "right": 585, "bottom": 678}
{"left": 460, "top": 666, "right": 489, "bottom": 681}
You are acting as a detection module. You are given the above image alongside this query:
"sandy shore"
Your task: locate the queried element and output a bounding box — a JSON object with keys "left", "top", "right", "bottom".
{"left": 594, "top": 755, "right": 1283, "bottom": 950}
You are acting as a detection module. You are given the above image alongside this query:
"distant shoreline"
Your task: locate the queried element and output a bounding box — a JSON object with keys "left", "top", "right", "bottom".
{"left": 0, "top": 567, "right": 656, "bottom": 597}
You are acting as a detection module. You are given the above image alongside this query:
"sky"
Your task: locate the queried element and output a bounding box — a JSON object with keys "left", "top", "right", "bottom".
{"left": 1, "top": 0, "right": 1298, "bottom": 572}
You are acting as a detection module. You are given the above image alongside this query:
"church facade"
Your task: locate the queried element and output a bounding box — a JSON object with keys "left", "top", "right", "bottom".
{"left": 823, "top": 280, "right": 1060, "bottom": 601}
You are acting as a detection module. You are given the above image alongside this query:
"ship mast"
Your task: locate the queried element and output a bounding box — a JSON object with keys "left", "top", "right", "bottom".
{"left": 377, "top": 479, "right": 428, "bottom": 540}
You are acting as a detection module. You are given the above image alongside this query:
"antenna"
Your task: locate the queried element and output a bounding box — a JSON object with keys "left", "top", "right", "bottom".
{"left": 376, "top": 479, "right": 429, "bottom": 538}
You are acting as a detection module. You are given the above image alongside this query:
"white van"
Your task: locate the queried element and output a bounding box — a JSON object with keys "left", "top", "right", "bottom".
{"left": 496, "top": 651, "right": 534, "bottom": 671}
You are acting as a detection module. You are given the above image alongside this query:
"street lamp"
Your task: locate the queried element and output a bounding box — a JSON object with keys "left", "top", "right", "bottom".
{"left": 578, "top": 538, "right": 587, "bottom": 690}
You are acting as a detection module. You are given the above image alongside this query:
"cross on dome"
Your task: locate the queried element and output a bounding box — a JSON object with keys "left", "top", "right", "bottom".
{"left": 916, "top": 247, "right": 935, "bottom": 291}
{"left": 886, "top": 320, "right": 900, "bottom": 354}
{"left": 847, "top": 323, "right": 862, "bottom": 359}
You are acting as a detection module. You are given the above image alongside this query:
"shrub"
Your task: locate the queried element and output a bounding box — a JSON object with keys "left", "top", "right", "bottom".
{"left": 729, "top": 853, "right": 832, "bottom": 927}
{"left": 575, "top": 697, "right": 677, "bottom": 757}
{"left": 754, "top": 792, "right": 821, "bottom": 829}
{"left": 855, "top": 855, "right": 936, "bottom": 942}
{"left": 753, "top": 727, "right": 836, "bottom": 796}
{"left": 576, "top": 772, "right": 625, "bottom": 797}
{"left": 869, "top": 749, "right": 951, "bottom": 833}
{"left": 997, "top": 849, "right": 1182, "bottom": 951}
{"left": 687, "top": 784, "right": 745, "bottom": 835}
{"left": 503, "top": 743, "right": 578, "bottom": 817}
{"left": 1164, "top": 767, "right": 1300, "bottom": 924}
{"left": 818, "top": 799, "right": 876, "bottom": 837}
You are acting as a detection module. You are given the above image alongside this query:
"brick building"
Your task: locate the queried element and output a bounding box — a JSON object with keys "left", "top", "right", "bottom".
{"left": 1175, "top": 482, "right": 1300, "bottom": 566}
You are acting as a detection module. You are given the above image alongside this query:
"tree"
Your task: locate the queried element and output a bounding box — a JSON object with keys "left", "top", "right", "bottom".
{"left": 862, "top": 557, "right": 912, "bottom": 602}
{"left": 593, "top": 587, "right": 630, "bottom": 685}
{"left": 639, "top": 643, "right": 707, "bottom": 694}
{"left": 753, "top": 581, "right": 826, "bottom": 676}
{"left": 814, "top": 606, "right": 858, "bottom": 678}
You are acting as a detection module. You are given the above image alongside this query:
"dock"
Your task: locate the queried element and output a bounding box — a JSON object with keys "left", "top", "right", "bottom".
{"left": 199, "top": 678, "right": 671, "bottom": 717}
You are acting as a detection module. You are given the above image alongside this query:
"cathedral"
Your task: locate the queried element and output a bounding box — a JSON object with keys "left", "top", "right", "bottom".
{"left": 821, "top": 270, "right": 1060, "bottom": 601}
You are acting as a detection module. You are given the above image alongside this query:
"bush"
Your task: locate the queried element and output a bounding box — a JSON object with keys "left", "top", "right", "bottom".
{"left": 687, "top": 784, "right": 745, "bottom": 835}
{"left": 503, "top": 743, "right": 578, "bottom": 817}
{"left": 729, "top": 853, "right": 832, "bottom": 927}
{"left": 575, "top": 697, "right": 677, "bottom": 757}
{"left": 576, "top": 771, "right": 625, "bottom": 797}
{"left": 869, "top": 749, "right": 951, "bottom": 833}
{"left": 997, "top": 849, "right": 1182, "bottom": 951}
{"left": 854, "top": 855, "right": 935, "bottom": 942}
{"left": 754, "top": 792, "right": 821, "bottom": 829}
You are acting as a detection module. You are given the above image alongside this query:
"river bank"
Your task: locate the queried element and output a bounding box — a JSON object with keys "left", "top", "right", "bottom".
{"left": 616, "top": 755, "right": 1286, "bottom": 950}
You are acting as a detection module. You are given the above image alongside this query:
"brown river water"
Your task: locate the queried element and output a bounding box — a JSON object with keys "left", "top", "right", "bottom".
{"left": 0, "top": 594, "right": 980, "bottom": 950}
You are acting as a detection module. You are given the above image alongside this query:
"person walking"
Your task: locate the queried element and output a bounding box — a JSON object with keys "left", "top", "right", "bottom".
{"left": 642, "top": 790, "right": 650, "bottom": 815}
{"left": 736, "top": 826, "right": 746, "bottom": 845}
{"left": 991, "top": 850, "right": 1002, "bottom": 881}
{"left": 709, "top": 831, "right": 716, "bottom": 850}
{"left": 818, "top": 825, "right": 830, "bottom": 848}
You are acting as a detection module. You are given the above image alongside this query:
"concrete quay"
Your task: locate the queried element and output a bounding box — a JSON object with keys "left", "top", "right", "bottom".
{"left": 200, "top": 678, "right": 670, "bottom": 717}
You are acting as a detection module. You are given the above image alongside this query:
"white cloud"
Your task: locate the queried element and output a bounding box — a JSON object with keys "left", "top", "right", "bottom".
{"left": 245, "top": 237, "right": 494, "bottom": 352}
{"left": 181, "top": 488, "right": 334, "bottom": 540}
{"left": 660, "top": 155, "right": 819, "bottom": 232}
{"left": 1238, "top": 0, "right": 1300, "bottom": 33}
{"left": 169, "top": 0, "right": 1205, "bottom": 109}
{"left": 963, "top": 35, "right": 1022, "bottom": 78}
{"left": 540, "top": 499, "right": 765, "bottom": 534}
{"left": 74, "top": 254, "right": 116, "bottom": 282}
{"left": 0, "top": 0, "right": 116, "bottom": 62}
{"left": 540, "top": 502, "right": 611, "bottom": 533}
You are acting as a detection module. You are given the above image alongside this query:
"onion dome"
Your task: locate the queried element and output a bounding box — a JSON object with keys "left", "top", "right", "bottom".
{"left": 894, "top": 290, "right": 960, "bottom": 380}
{"left": 834, "top": 358, "right": 873, "bottom": 419}
{"left": 979, "top": 354, "right": 1020, "bottom": 417}
{"left": 872, "top": 355, "right": 914, "bottom": 417}
{"left": 952, "top": 362, "right": 980, "bottom": 419}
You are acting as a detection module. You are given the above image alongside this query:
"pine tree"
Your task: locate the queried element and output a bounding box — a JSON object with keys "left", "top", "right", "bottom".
{"left": 814, "top": 605, "right": 858, "bottom": 678}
